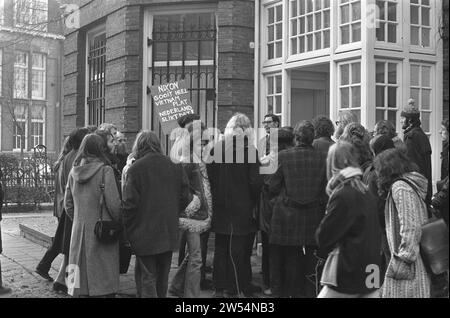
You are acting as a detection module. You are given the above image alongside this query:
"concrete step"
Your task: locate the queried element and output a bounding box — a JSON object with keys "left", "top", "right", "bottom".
{"left": 19, "top": 224, "right": 53, "bottom": 249}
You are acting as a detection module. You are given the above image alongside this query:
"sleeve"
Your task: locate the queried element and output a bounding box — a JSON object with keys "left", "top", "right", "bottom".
{"left": 391, "top": 183, "right": 423, "bottom": 264}
{"left": 64, "top": 174, "right": 75, "bottom": 221}
{"left": 315, "top": 192, "right": 358, "bottom": 258}
{"left": 122, "top": 168, "right": 140, "bottom": 230}
{"left": 104, "top": 166, "right": 122, "bottom": 221}
{"left": 179, "top": 166, "right": 193, "bottom": 212}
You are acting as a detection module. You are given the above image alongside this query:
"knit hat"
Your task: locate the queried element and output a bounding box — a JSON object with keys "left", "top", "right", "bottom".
{"left": 370, "top": 134, "right": 395, "bottom": 156}
{"left": 177, "top": 114, "right": 200, "bottom": 128}
{"left": 401, "top": 99, "right": 420, "bottom": 120}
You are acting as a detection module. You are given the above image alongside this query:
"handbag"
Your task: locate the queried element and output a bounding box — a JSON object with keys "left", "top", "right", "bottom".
{"left": 420, "top": 217, "right": 449, "bottom": 275}
{"left": 94, "top": 167, "right": 122, "bottom": 244}
{"left": 394, "top": 178, "right": 449, "bottom": 275}
{"left": 320, "top": 247, "right": 340, "bottom": 288}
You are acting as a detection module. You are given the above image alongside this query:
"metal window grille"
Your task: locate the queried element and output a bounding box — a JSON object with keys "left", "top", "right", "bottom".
{"left": 151, "top": 13, "right": 217, "bottom": 154}
{"left": 87, "top": 32, "right": 106, "bottom": 127}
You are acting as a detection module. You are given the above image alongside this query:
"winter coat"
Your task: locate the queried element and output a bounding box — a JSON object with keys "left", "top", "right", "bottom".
{"left": 313, "top": 137, "right": 335, "bottom": 157}
{"left": 403, "top": 126, "right": 432, "bottom": 202}
{"left": 207, "top": 136, "right": 263, "bottom": 236}
{"left": 55, "top": 150, "right": 77, "bottom": 219}
{"left": 316, "top": 179, "right": 382, "bottom": 295}
{"left": 381, "top": 172, "right": 431, "bottom": 298}
{"left": 441, "top": 141, "right": 449, "bottom": 181}
{"left": 269, "top": 145, "right": 328, "bottom": 246}
{"left": 178, "top": 162, "right": 213, "bottom": 233}
{"left": 64, "top": 160, "right": 122, "bottom": 297}
{"left": 122, "top": 152, "right": 192, "bottom": 256}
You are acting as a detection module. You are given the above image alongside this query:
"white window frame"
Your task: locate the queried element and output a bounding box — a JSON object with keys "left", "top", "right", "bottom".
{"left": 14, "top": 0, "right": 48, "bottom": 32}
{"left": 410, "top": 62, "right": 433, "bottom": 136}
{"left": 262, "top": 1, "right": 283, "bottom": 66}
{"left": 289, "top": 0, "right": 331, "bottom": 57}
{"left": 14, "top": 51, "right": 29, "bottom": 99}
{"left": 375, "top": 60, "right": 400, "bottom": 131}
{"left": 338, "top": 60, "right": 362, "bottom": 122}
{"left": 0, "top": 0, "right": 4, "bottom": 26}
{"left": 12, "top": 106, "right": 28, "bottom": 151}
{"left": 0, "top": 49, "right": 2, "bottom": 97}
{"left": 338, "top": 0, "right": 362, "bottom": 47}
{"left": 375, "top": 0, "right": 399, "bottom": 44}
{"left": 32, "top": 53, "right": 46, "bottom": 100}
{"left": 265, "top": 73, "right": 283, "bottom": 116}
{"left": 409, "top": 0, "right": 432, "bottom": 50}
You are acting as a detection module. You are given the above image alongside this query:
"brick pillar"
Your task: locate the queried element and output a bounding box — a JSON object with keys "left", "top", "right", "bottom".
{"left": 217, "top": 0, "right": 255, "bottom": 130}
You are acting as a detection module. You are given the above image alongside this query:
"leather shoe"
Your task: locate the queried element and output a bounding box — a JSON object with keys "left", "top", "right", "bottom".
{"left": 35, "top": 268, "right": 54, "bottom": 282}
{"left": 53, "top": 282, "right": 68, "bottom": 294}
{"left": 0, "top": 286, "right": 12, "bottom": 296}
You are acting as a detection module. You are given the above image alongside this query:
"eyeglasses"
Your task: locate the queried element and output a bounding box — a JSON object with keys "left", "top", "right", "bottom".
{"left": 262, "top": 121, "right": 274, "bottom": 125}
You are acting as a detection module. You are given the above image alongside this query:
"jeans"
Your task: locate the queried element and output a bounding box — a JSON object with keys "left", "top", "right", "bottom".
{"left": 36, "top": 216, "right": 64, "bottom": 273}
{"left": 170, "top": 230, "right": 202, "bottom": 298}
{"left": 135, "top": 252, "right": 173, "bottom": 298}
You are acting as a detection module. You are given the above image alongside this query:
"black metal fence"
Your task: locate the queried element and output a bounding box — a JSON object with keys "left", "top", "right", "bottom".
{"left": 0, "top": 145, "right": 55, "bottom": 207}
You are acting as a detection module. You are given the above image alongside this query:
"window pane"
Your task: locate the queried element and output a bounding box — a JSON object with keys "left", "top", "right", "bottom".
{"left": 267, "top": 97, "right": 274, "bottom": 113}
{"left": 307, "top": 34, "right": 313, "bottom": 51}
{"left": 341, "top": 25, "right": 350, "bottom": 44}
{"left": 292, "top": 19, "right": 298, "bottom": 36}
{"left": 421, "top": 89, "right": 431, "bottom": 110}
{"left": 276, "top": 5, "right": 282, "bottom": 22}
{"left": 341, "top": 64, "right": 350, "bottom": 85}
{"left": 275, "top": 96, "right": 282, "bottom": 113}
{"left": 352, "top": 23, "right": 361, "bottom": 42}
{"left": 292, "top": 38, "right": 298, "bottom": 54}
{"left": 351, "top": 110, "right": 361, "bottom": 123}
{"left": 422, "top": 66, "right": 431, "bottom": 87}
{"left": 268, "top": 77, "right": 274, "bottom": 94}
{"left": 268, "top": 7, "right": 274, "bottom": 24}
{"left": 376, "top": 86, "right": 385, "bottom": 107}
{"left": 411, "top": 6, "right": 419, "bottom": 24}
{"left": 388, "top": 87, "right": 397, "bottom": 108}
{"left": 387, "top": 3, "right": 396, "bottom": 21}
{"left": 377, "top": 0, "right": 385, "bottom": 20}
{"left": 422, "top": 7, "right": 430, "bottom": 26}
{"left": 352, "top": 86, "right": 361, "bottom": 108}
{"left": 276, "top": 42, "right": 282, "bottom": 57}
{"left": 268, "top": 43, "right": 274, "bottom": 59}
{"left": 388, "top": 63, "right": 397, "bottom": 84}
{"left": 300, "top": 17, "right": 306, "bottom": 34}
{"left": 388, "top": 110, "right": 397, "bottom": 129}
{"left": 411, "top": 65, "right": 421, "bottom": 86}
{"left": 268, "top": 25, "right": 274, "bottom": 41}
{"left": 291, "top": 0, "right": 298, "bottom": 17}
{"left": 376, "top": 62, "right": 385, "bottom": 83}
{"left": 341, "top": 5, "right": 350, "bottom": 24}
{"left": 341, "top": 87, "right": 349, "bottom": 108}
{"left": 422, "top": 28, "right": 430, "bottom": 47}
{"left": 307, "top": 15, "right": 314, "bottom": 32}
{"left": 421, "top": 112, "right": 430, "bottom": 133}
{"left": 377, "top": 23, "right": 386, "bottom": 41}
{"left": 323, "top": 10, "right": 330, "bottom": 28}
{"left": 351, "top": 63, "right": 361, "bottom": 84}
{"left": 276, "top": 76, "right": 282, "bottom": 93}
{"left": 352, "top": 1, "right": 361, "bottom": 21}
{"left": 276, "top": 24, "right": 282, "bottom": 40}
{"left": 410, "top": 88, "right": 420, "bottom": 104}
{"left": 307, "top": 0, "right": 314, "bottom": 13}
{"left": 315, "top": 32, "right": 322, "bottom": 49}
{"left": 315, "top": 13, "right": 321, "bottom": 30}
{"left": 411, "top": 26, "right": 420, "bottom": 45}
{"left": 376, "top": 109, "right": 385, "bottom": 123}
{"left": 299, "top": 36, "right": 306, "bottom": 52}
{"left": 388, "top": 24, "right": 396, "bottom": 43}
{"left": 300, "top": 0, "right": 305, "bottom": 15}
{"left": 323, "top": 30, "right": 330, "bottom": 47}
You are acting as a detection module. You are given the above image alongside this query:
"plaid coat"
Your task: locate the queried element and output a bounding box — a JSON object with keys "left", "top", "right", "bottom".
{"left": 268, "top": 145, "right": 328, "bottom": 246}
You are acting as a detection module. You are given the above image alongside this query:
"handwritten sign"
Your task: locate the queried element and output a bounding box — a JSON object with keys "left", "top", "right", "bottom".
{"left": 150, "top": 80, "right": 194, "bottom": 135}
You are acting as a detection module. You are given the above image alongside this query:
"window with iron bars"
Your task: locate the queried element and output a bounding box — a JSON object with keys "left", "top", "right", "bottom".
{"left": 87, "top": 31, "right": 106, "bottom": 127}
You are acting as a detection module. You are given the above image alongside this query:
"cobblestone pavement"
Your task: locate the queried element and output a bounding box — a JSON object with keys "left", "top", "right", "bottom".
{"left": 0, "top": 213, "right": 265, "bottom": 298}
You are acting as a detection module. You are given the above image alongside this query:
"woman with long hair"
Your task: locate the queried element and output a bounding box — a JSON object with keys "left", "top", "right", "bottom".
{"left": 374, "top": 148, "right": 431, "bottom": 298}
{"left": 65, "top": 134, "right": 121, "bottom": 297}
{"left": 316, "top": 141, "right": 381, "bottom": 298}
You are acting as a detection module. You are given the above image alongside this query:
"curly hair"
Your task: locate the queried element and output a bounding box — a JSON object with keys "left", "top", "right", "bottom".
{"left": 313, "top": 116, "right": 335, "bottom": 139}
{"left": 373, "top": 148, "right": 419, "bottom": 198}
{"left": 294, "top": 120, "right": 315, "bottom": 146}
{"left": 374, "top": 120, "right": 397, "bottom": 139}
{"left": 443, "top": 119, "right": 449, "bottom": 134}
{"left": 340, "top": 123, "right": 373, "bottom": 166}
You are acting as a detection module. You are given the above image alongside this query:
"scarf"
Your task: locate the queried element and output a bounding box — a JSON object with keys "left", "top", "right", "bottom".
{"left": 326, "top": 166, "right": 366, "bottom": 197}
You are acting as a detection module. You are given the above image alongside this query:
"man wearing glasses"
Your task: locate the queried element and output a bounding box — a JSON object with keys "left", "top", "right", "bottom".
{"left": 260, "top": 114, "right": 280, "bottom": 156}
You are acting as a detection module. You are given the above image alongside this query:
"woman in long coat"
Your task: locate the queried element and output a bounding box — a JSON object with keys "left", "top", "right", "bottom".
{"left": 374, "top": 148, "right": 431, "bottom": 298}
{"left": 65, "top": 134, "right": 122, "bottom": 297}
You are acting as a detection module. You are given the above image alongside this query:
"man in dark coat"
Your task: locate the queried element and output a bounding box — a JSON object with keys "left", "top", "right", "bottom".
{"left": 207, "top": 116, "right": 263, "bottom": 297}
{"left": 312, "top": 116, "right": 335, "bottom": 156}
{"left": 122, "top": 137, "right": 192, "bottom": 298}
{"left": 268, "top": 121, "right": 328, "bottom": 298}
{"left": 401, "top": 101, "right": 433, "bottom": 204}
{"left": 0, "top": 167, "right": 12, "bottom": 296}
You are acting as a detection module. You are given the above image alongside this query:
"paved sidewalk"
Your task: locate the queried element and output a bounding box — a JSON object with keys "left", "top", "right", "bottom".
{"left": 0, "top": 215, "right": 265, "bottom": 298}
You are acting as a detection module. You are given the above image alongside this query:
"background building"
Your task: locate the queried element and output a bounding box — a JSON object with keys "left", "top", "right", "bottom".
{"left": 0, "top": 0, "right": 64, "bottom": 155}
{"left": 255, "top": 0, "right": 447, "bottom": 184}
{"left": 62, "top": 0, "right": 255, "bottom": 153}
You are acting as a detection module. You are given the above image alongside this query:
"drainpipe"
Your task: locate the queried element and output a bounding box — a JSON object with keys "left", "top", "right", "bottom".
{"left": 254, "top": 0, "right": 260, "bottom": 147}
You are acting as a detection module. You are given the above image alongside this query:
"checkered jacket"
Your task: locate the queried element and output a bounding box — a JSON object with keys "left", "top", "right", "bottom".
{"left": 268, "top": 145, "right": 328, "bottom": 246}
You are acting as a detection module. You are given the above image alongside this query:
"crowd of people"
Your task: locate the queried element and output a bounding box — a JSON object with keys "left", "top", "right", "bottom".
{"left": 0, "top": 99, "right": 448, "bottom": 298}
